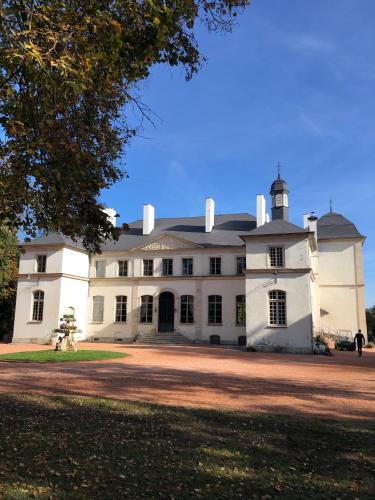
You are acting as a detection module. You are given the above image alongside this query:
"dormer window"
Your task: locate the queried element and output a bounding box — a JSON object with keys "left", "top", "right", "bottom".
{"left": 269, "top": 247, "right": 284, "bottom": 268}
{"left": 36, "top": 255, "right": 47, "bottom": 273}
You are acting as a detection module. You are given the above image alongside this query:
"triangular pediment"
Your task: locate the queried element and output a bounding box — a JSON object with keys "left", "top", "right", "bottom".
{"left": 132, "top": 233, "right": 201, "bottom": 252}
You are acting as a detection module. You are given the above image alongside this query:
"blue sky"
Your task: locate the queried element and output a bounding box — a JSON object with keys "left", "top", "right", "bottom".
{"left": 101, "top": 0, "right": 375, "bottom": 306}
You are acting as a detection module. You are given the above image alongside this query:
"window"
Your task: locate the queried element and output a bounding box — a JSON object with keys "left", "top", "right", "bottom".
{"left": 269, "top": 290, "right": 286, "bottom": 326}
{"left": 92, "top": 296, "right": 104, "bottom": 322}
{"left": 208, "top": 295, "right": 222, "bottom": 324}
{"left": 238, "top": 335, "right": 246, "bottom": 346}
{"left": 210, "top": 335, "right": 220, "bottom": 345}
{"left": 140, "top": 295, "right": 153, "bottom": 323}
{"left": 162, "top": 259, "right": 173, "bottom": 276}
{"left": 236, "top": 295, "right": 246, "bottom": 326}
{"left": 209, "top": 257, "right": 221, "bottom": 275}
{"left": 180, "top": 295, "right": 194, "bottom": 324}
{"left": 143, "top": 259, "right": 153, "bottom": 276}
{"left": 269, "top": 247, "right": 284, "bottom": 268}
{"left": 118, "top": 260, "right": 128, "bottom": 277}
{"left": 115, "top": 296, "right": 127, "bottom": 322}
{"left": 236, "top": 256, "right": 246, "bottom": 275}
{"left": 32, "top": 290, "right": 44, "bottom": 321}
{"left": 182, "top": 258, "right": 193, "bottom": 276}
{"left": 36, "top": 255, "right": 47, "bottom": 273}
{"left": 95, "top": 260, "right": 106, "bottom": 278}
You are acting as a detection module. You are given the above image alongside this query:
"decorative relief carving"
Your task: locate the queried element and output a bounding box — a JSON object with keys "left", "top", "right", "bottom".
{"left": 140, "top": 236, "right": 196, "bottom": 251}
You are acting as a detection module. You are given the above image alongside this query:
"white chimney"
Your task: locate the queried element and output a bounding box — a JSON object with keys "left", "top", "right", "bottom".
{"left": 103, "top": 208, "right": 117, "bottom": 227}
{"left": 205, "top": 198, "right": 215, "bottom": 233}
{"left": 304, "top": 213, "right": 318, "bottom": 241}
{"left": 143, "top": 204, "right": 155, "bottom": 235}
{"left": 265, "top": 213, "right": 270, "bottom": 223}
{"left": 256, "top": 195, "right": 266, "bottom": 227}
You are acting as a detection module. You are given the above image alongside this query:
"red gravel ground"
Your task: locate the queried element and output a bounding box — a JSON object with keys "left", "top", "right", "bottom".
{"left": 0, "top": 342, "right": 374, "bottom": 420}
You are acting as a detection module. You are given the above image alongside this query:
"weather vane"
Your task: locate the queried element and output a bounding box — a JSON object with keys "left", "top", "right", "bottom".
{"left": 276, "top": 161, "right": 282, "bottom": 179}
{"left": 329, "top": 196, "right": 333, "bottom": 213}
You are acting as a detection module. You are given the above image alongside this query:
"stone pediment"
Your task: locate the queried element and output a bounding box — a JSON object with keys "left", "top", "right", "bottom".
{"left": 134, "top": 234, "right": 200, "bottom": 252}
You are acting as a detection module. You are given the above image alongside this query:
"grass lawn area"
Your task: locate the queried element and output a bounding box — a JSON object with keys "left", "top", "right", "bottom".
{"left": 0, "top": 394, "right": 374, "bottom": 499}
{"left": 0, "top": 350, "right": 127, "bottom": 363}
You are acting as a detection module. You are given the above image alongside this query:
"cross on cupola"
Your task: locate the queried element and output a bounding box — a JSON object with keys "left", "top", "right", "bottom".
{"left": 269, "top": 162, "right": 289, "bottom": 221}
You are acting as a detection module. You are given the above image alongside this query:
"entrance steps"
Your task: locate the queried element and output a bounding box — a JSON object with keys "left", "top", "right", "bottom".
{"left": 134, "top": 331, "right": 192, "bottom": 345}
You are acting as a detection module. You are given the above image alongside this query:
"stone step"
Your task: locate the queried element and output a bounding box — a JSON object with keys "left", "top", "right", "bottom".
{"left": 134, "top": 331, "right": 191, "bottom": 345}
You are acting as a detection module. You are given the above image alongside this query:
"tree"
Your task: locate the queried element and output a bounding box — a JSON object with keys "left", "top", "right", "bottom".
{"left": 0, "top": 0, "right": 249, "bottom": 252}
{"left": 0, "top": 224, "right": 19, "bottom": 340}
{"left": 366, "top": 305, "right": 375, "bottom": 342}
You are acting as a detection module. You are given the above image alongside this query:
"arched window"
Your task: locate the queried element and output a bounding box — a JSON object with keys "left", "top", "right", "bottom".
{"left": 208, "top": 295, "right": 222, "bottom": 324}
{"left": 236, "top": 295, "right": 246, "bottom": 326}
{"left": 92, "top": 296, "right": 104, "bottom": 322}
{"left": 180, "top": 295, "right": 194, "bottom": 324}
{"left": 269, "top": 290, "right": 286, "bottom": 326}
{"left": 115, "top": 296, "right": 127, "bottom": 322}
{"left": 210, "top": 334, "right": 221, "bottom": 345}
{"left": 140, "top": 295, "right": 153, "bottom": 323}
{"left": 32, "top": 290, "right": 44, "bottom": 321}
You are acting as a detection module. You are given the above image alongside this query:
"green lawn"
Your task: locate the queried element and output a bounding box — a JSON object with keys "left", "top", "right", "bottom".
{"left": 0, "top": 394, "right": 374, "bottom": 499}
{"left": 0, "top": 350, "right": 127, "bottom": 363}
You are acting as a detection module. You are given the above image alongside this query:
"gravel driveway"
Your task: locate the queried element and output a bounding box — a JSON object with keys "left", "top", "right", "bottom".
{"left": 0, "top": 342, "right": 374, "bottom": 419}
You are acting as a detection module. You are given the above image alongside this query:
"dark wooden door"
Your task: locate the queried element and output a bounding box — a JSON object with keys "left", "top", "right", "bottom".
{"left": 158, "top": 292, "right": 174, "bottom": 332}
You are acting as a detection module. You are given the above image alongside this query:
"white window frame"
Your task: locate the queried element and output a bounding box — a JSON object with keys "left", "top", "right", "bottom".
{"left": 115, "top": 296, "right": 127, "bottom": 322}
{"left": 209, "top": 257, "right": 221, "bottom": 275}
{"left": 268, "top": 247, "right": 284, "bottom": 268}
{"left": 35, "top": 254, "right": 47, "bottom": 273}
{"left": 143, "top": 259, "right": 154, "bottom": 277}
{"left": 182, "top": 257, "right": 193, "bottom": 276}
{"left": 95, "top": 260, "right": 106, "bottom": 278}
{"left": 236, "top": 256, "right": 246, "bottom": 275}
{"left": 118, "top": 260, "right": 128, "bottom": 277}
{"left": 31, "top": 290, "right": 44, "bottom": 322}
{"left": 268, "top": 290, "right": 287, "bottom": 327}
{"left": 92, "top": 296, "right": 104, "bottom": 322}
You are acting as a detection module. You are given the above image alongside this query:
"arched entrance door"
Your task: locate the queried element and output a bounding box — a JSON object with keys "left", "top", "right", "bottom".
{"left": 158, "top": 292, "right": 175, "bottom": 332}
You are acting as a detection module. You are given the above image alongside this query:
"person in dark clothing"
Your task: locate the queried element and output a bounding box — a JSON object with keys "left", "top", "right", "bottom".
{"left": 354, "top": 329, "right": 366, "bottom": 357}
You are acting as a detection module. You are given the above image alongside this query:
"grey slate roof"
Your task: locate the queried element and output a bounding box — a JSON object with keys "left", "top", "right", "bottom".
{"left": 27, "top": 213, "right": 257, "bottom": 252}
{"left": 242, "top": 219, "right": 308, "bottom": 237}
{"left": 25, "top": 233, "right": 84, "bottom": 249}
{"left": 317, "top": 212, "right": 364, "bottom": 240}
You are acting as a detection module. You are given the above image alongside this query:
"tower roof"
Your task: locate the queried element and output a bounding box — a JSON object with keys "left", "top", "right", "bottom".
{"left": 270, "top": 177, "right": 289, "bottom": 193}
{"left": 317, "top": 212, "right": 364, "bottom": 239}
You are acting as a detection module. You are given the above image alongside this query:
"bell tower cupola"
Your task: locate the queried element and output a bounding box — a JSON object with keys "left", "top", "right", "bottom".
{"left": 270, "top": 163, "right": 289, "bottom": 221}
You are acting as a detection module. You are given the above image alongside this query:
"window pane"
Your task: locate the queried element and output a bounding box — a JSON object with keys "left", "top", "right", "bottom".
{"left": 269, "top": 290, "right": 286, "bottom": 326}
{"left": 162, "top": 259, "right": 173, "bottom": 276}
{"left": 236, "top": 295, "right": 246, "bottom": 325}
{"left": 115, "top": 296, "right": 127, "bottom": 322}
{"left": 93, "top": 296, "right": 104, "bottom": 322}
{"left": 140, "top": 296, "right": 153, "bottom": 323}
{"left": 32, "top": 291, "right": 44, "bottom": 321}
{"left": 95, "top": 261, "right": 105, "bottom": 277}
{"left": 181, "top": 295, "right": 194, "bottom": 323}
{"left": 210, "top": 257, "right": 221, "bottom": 275}
{"left": 269, "top": 247, "right": 284, "bottom": 267}
{"left": 208, "top": 295, "right": 222, "bottom": 324}
{"left": 236, "top": 257, "right": 246, "bottom": 275}
{"left": 36, "top": 255, "right": 46, "bottom": 273}
{"left": 118, "top": 261, "right": 128, "bottom": 277}
{"left": 143, "top": 260, "right": 153, "bottom": 276}
{"left": 182, "top": 258, "right": 193, "bottom": 276}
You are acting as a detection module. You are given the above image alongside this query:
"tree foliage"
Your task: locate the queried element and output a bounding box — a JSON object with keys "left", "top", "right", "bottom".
{"left": 366, "top": 305, "right": 375, "bottom": 342}
{"left": 0, "top": 0, "right": 249, "bottom": 252}
{"left": 0, "top": 224, "right": 19, "bottom": 339}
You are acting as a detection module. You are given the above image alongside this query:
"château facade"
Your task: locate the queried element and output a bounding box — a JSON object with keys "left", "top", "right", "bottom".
{"left": 12, "top": 175, "right": 367, "bottom": 353}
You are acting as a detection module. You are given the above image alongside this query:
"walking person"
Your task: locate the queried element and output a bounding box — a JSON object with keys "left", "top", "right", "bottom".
{"left": 354, "top": 329, "right": 366, "bottom": 357}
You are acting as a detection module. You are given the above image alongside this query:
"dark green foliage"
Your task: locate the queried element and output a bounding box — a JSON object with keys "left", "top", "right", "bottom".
{"left": 0, "top": 0, "right": 249, "bottom": 252}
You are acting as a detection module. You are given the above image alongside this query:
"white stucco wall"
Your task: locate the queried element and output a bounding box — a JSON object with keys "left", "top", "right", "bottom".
{"left": 318, "top": 239, "right": 366, "bottom": 337}
{"left": 245, "top": 237, "right": 310, "bottom": 270}
{"left": 245, "top": 272, "right": 313, "bottom": 353}
{"left": 13, "top": 277, "right": 62, "bottom": 343}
